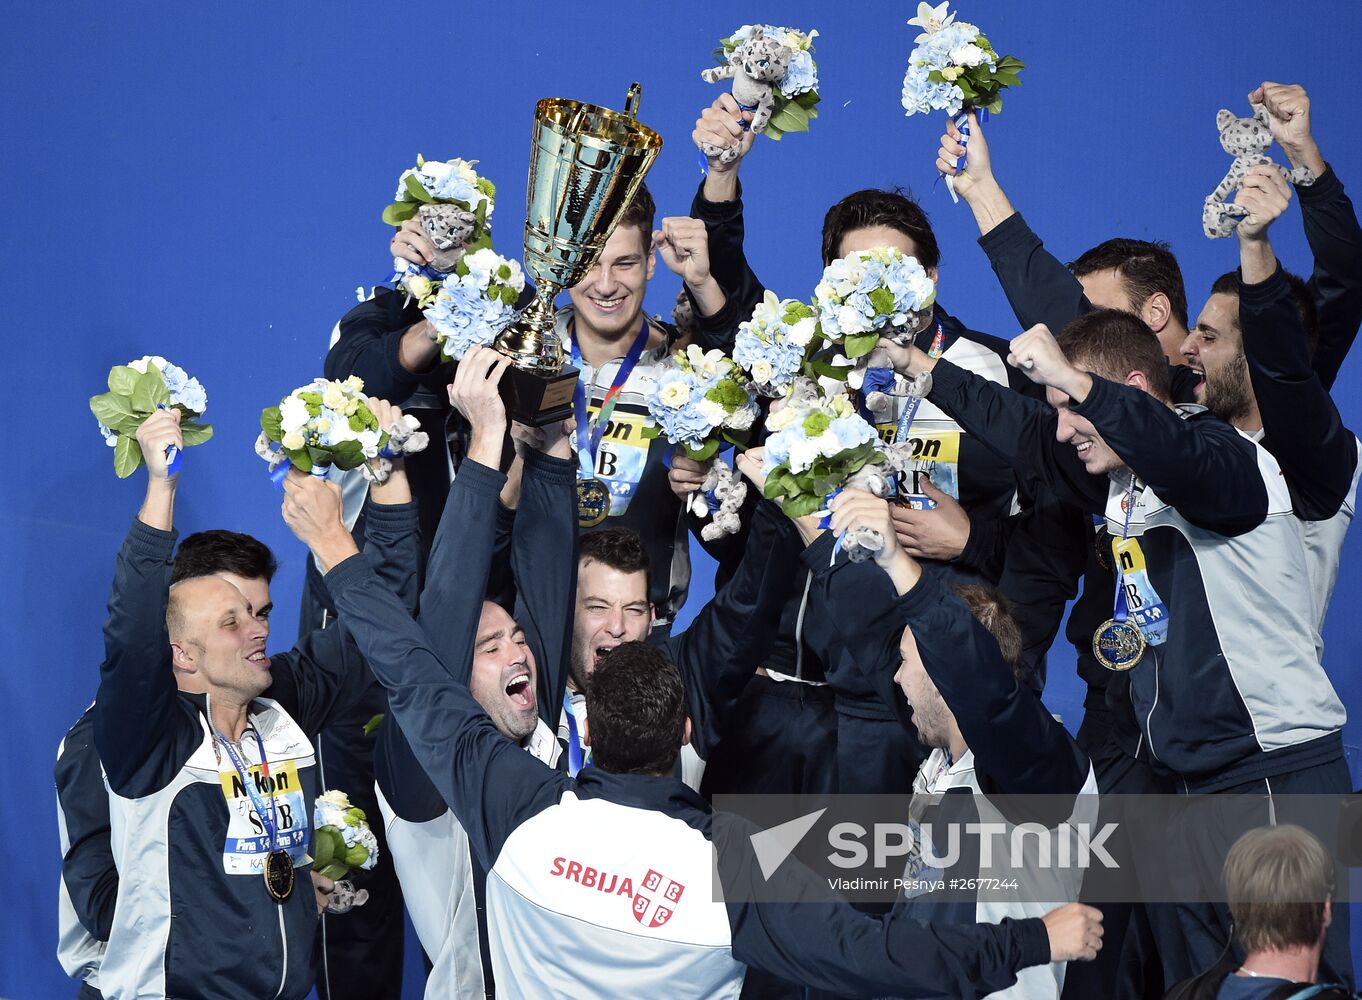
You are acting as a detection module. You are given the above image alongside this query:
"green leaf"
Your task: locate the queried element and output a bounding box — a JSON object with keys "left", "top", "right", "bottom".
{"left": 783, "top": 493, "right": 824, "bottom": 519}
{"left": 313, "top": 827, "right": 336, "bottom": 867}
{"left": 382, "top": 201, "right": 419, "bottom": 226}
{"left": 113, "top": 435, "right": 143, "bottom": 479}
{"left": 261, "top": 406, "right": 283, "bottom": 443}
{"left": 403, "top": 173, "right": 434, "bottom": 203}
{"left": 90, "top": 392, "right": 143, "bottom": 434}
{"left": 362, "top": 713, "right": 384, "bottom": 735}
{"left": 641, "top": 423, "right": 660, "bottom": 440}
{"left": 107, "top": 365, "right": 140, "bottom": 395}
{"left": 867, "top": 287, "right": 896, "bottom": 316}
{"left": 684, "top": 438, "right": 720, "bottom": 462}
{"left": 343, "top": 843, "right": 370, "bottom": 868}
{"left": 290, "top": 448, "right": 314, "bottom": 473}
{"left": 131, "top": 370, "right": 171, "bottom": 412}
{"left": 927, "top": 70, "right": 946, "bottom": 83}
{"left": 767, "top": 100, "right": 812, "bottom": 136}
{"left": 474, "top": 198, "right": 488, "bottom": 231}
{"left": 179, "top": 421, "right": 214, "bottom": 446}
{"left": 986, "top": 97, "right": 1004, "bottom": 116}
{"left": 806, "top": 357, "right": 848, "bottom": 380}
{"left": 763, "top": 475, "right": 789, "bottom": 500}
{"left": 843, "top": 333, "right": 880, "bottom": 359}
{"left": 329, "top": 439, "right": 366, "bottom": 470}
{"left": 792, "top": 90, "right": 821, "bottom": 110}
{"left": 317, "top": 862, "right": 349, "bottom": 881}
{"left": 993, "top": 70, "right": 1022, "bottom": 87}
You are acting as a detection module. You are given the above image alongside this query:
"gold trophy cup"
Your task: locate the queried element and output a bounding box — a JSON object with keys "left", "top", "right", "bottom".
{"left": 494, "top": 84, "right": 663, "bottom": 426}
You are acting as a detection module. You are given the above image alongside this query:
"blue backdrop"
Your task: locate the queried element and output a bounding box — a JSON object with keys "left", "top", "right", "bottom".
{"left": 5, "top": 2, "right": 1360, "bottom": 997}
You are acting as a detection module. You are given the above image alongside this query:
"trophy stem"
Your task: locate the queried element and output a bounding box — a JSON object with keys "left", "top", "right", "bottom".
{"left": 495, "top": 284, "right": 564, "bottom": 374}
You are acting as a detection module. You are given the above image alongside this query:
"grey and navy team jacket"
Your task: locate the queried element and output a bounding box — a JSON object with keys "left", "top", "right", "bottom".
{"left": 325, "top": 553, "right": 1059, "bottom": 999}
{"left": 91, "top": 500, "right": 418, "bottom": 1000}
{"left": 926, "top": 361, "right": 1347, "bottom": 792}
{"left": 978, "top": 169, "right": 1362, "bottom": 658}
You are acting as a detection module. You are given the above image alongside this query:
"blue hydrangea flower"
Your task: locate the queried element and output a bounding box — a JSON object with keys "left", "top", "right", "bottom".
{"left": 781, "top": 49, "right": 818, "bottom": 97}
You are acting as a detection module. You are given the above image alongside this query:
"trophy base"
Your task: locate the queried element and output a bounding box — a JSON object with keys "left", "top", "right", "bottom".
{"left": 500, "top": 363, "right": 579, "bottom": 427}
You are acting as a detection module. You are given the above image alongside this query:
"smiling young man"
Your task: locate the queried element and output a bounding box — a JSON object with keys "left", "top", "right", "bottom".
{"left": 559, "top": 501, "right": 803, "bottom": 792}
{"left": 90, "top": 405, "right": 419, "bottom": 1000}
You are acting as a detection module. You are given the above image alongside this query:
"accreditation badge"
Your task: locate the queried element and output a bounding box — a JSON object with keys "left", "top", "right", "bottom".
{"left": 216, "top": 758, "right": 309, "bottom": 881}
{"left": 586, "top": 405, "right": 650, "bottom": 517}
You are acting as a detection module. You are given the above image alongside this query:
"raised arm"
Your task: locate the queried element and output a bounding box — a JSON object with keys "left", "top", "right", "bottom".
{"left": 509, "top": 434, "right": 578, "bottom": 725}
{"left": 1250, "top": 81, "right": 1362, "bottom": 389}
{"left": 324, "top": 286, "right": 448, "bottom": 403}
{"left": 93, "top": 409, "right": 199, "bottom": 796}
{"left": 321, "top": 554, "right": 569, "bottom": 872}
{"left": 1007, "top": 325, "right": 1269, "bottom": 535}
{"left": 1233, "top": 165, "right": 1359, "bottom": 521}
{"left": 687, "top": 95, "right": 767, "bottom": 346}
{"left": 663, "top": 483, "right": 805, "bottom": 759}
{"left": 878, "top": 337, "right": 1106, "bottom": 512}
{"left": 266, "top": 449, "right": 421, "bottom": 735}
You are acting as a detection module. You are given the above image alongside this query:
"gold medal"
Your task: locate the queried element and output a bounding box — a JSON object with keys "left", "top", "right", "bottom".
{"left": 264, "top": 849, "right": 295, "bottom": 902}
{"left": 576, "top": 477, "right": 611, "bottom": 528}
{"left": 1092, "top": 618, "right": 1146, "bottom": 672}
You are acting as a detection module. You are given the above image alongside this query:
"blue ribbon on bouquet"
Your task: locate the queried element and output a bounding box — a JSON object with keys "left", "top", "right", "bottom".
{"left": 388, "top": 261, "right": 445, "bottom": 286}
{"left": 936, "top": 107, "right": 990, "bottom": 193}
{"left": 267, "top": 450, "right": 331, "bottom": 486}
{"left": 817, "top": 486, "right": 846, "bottom": 563}
{"left": 699, "top": 100, "right": 760, "bottom": 176}
{"left": 155, "top": 404, "right": 183, "bottom": 476}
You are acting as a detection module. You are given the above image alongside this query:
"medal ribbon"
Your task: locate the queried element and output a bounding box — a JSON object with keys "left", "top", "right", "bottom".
{"left": 215, "top": 726, "right": 281, "bottom": 854}
{"left": 569, "top": 318, "right": 650, "bottom": 484}
{"left": 1110, "top": 476, "right": 1140, "bottom": 625}
{"left": 562, "top": 692, "right": 590, "bottom": 777}
{"left": 893, "top": 322, "right": 947, "bottom": 443}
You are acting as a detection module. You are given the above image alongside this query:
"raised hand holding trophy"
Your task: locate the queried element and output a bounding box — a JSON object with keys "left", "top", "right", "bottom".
{"left": 495, "top": 84, "right": 663, "bottom": 426}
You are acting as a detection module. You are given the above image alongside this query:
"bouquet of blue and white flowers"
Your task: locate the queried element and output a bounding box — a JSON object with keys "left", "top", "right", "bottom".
{"left": 91, "top": 356, "right": 213, "bottom": 478}
{"left": 901, "top": 4, "right": 1023, "bottom": 202}
{"left": 256, "top": 376, "right": 428, "bottom": 482}
{"left": 716, "top": 24, "right": 821, "bottom": 140}
{"left": 900, "top": 3, "right": 1023, "bottom": 119}
{"left": 645, "top": 346, "right": 759, "bottom": 462}
{"left": 813, "top": 247, "right": 937, "bottom": 365}
{"left": 762, "top": 388, "right": 885, "bottom": 519}
{"left": 384, "top": 156, "right": 497, "bottom": 306}
{"left": 733, "top": 291, "right": 819, "bottom": 397}
{"left": 422, "top": 248, "right": 525, "bottom": 361}
{"left": 383, "top": 155, "right": 496, "bottom": 229}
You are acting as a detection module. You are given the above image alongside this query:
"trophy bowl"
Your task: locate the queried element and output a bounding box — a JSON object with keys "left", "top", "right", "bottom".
{"left": 495, "top": 83, "right": 663, "bottom": 426}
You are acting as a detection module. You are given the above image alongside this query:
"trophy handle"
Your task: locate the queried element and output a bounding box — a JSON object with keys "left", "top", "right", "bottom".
{"left": 625, "top": 82, "right": 642, "bottom": 120}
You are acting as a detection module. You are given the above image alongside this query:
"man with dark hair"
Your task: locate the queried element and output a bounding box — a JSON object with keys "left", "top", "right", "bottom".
{"left": 285, "top": 447, "right": 1109, "bottom": 997}
{"left": 1165, "top": 825, "right": 1353, "bottom": 1000}
{"left": 169, "top": 529, "right": 279, "bottom": 584}
{"left": 1067, "top": 240, "right": 1191, "bottom": 359}
{"left": 878, "top": 308, "right": 1350, "bottom": 989}
{"left": 816, "top": 487, "right": 1096, "bottom": 1000}
{"left": 685, "top": 96, "right": 1086, "bottom": 811}
{"left": 78, "top": 402, "right": 418, "bottom": 1000}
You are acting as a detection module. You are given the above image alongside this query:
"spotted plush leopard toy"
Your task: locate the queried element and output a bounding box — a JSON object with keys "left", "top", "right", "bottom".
{"left": 699, "top": 27, "right": 792, "bottom": 164}
{"left": 1203, "top": 105, "right": 1316, "bottom": 239}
